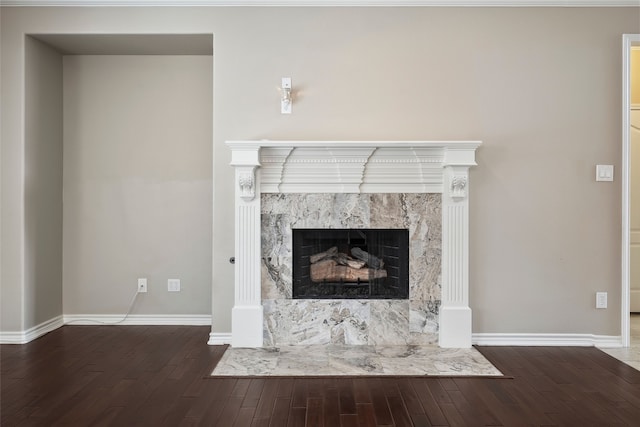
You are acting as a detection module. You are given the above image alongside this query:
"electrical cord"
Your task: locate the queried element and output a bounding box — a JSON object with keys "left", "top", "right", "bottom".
{"left": 64, "top": 289, "right": 141, "bottom": 325}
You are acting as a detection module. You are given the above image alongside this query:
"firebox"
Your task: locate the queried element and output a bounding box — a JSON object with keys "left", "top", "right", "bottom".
{"left": 292, "top": 228, "right": 409, "bottom": 299}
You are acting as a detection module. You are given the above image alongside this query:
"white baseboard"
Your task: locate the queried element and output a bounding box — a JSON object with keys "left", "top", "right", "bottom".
{"left": 208, "top": 332, "right": 232, "bottom": 345}
{"left": 472, "top": 333, "right": 623, "bottom": 348}
{"left": 0, "top": 315, "right": 65, "bottom": 344}
{"left": 63, "top": 314, "right": 211, "bottom": 326}
{"left": 3, "top": 321, "right": 624, "bottom": 349}
{"left": 205, "top": 332, "right": 626, "bottom": 347}
{"left": 0, "top": 315, "right": 212, "bottom": 344}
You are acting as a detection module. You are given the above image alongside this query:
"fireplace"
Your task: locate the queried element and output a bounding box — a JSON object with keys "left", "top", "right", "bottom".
{"left": 292, "top": 228, "right": 409, "bottom": 299}
{"left": 223, "top": 140, "right": 481, "bottom": 349}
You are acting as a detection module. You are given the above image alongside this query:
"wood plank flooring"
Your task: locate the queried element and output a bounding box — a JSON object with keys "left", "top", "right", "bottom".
{"left": 1, "top": 325, "right": 639, "bottom": 426}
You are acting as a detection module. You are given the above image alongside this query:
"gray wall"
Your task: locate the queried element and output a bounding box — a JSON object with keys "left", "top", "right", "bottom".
{"left": 63, "top": 55, "right": 212, "bottom": 316}
{"left": 1, "top": 6, "right": 639, "bottom": 337}
{"left": 24, "top": 37, "right": 64, "bottom": 330}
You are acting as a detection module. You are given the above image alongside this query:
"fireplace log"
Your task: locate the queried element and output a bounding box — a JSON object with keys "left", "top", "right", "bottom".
{"left": 334, "top": 253, "right": 366, "bottom": 269}
{"left": 310, "top": 259, "right": 387, "bottom": 283}
{"left": 351, "top": 247, "right": 384, "bottom": 269}
{"left": 309, "top": 248, "right": 366, "bottom": 269}
{"left": 310, "top": 246, "right": 338, "bottom": 264}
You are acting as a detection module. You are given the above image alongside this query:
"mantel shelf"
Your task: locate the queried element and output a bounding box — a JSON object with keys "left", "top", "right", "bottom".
{"left": 227, "top": 140, "right": 481, "bottom": 195}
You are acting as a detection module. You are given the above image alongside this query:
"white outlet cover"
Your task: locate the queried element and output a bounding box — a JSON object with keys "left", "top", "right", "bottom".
{"left": 168, "top": 279, "right": 181, "bottom": 292}
{"left": 138, "top": 278, "right": 147, "bottom": 293}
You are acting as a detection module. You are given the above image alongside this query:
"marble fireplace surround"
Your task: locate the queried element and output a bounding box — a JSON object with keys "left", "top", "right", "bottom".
{"left": 226, "top": 141, "right": 481, "bottom": 348}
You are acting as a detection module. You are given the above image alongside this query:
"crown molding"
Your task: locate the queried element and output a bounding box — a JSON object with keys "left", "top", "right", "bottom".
{"left": 1, "top": 0, "right": 639, "bottom": 7}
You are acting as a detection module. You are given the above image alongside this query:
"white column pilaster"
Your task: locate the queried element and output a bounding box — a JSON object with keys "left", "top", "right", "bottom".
{"left": 227, "top": 143, "right": 263, "bottom": 347}
{"left": 440, "top": 160, "right": 475, "bottom": 348}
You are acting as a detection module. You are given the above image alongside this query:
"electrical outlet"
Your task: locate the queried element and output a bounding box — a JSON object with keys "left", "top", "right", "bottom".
{"left": 138, "top": 278, "right": 148, "bottom": 293}
{"left": 168, "top": 279, "right": 181, "bottom": 292}
{"left": 596, "top": 292, "right": 607, "bottom": 309}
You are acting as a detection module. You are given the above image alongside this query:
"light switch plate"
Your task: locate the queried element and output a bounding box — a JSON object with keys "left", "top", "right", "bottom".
{"left": 596, "top": 292, "right": 607, "bottom": 309}
{"left": 596, "top": 165, "right": 614, "bottom": 182}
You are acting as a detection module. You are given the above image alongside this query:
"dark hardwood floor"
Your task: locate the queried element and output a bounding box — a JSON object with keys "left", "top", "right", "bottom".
{"left": 1, "top": 326, "right": 639, "bottom": 426}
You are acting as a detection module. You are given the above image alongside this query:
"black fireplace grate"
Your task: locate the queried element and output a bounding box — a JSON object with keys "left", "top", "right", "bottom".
{"left": 292, "top": 228, "right": 409, "bottom": 299}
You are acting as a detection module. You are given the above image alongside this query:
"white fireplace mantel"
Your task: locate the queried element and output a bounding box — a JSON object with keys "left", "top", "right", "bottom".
{"left": 226, "top": 140, "right": 481, "bottom": 348}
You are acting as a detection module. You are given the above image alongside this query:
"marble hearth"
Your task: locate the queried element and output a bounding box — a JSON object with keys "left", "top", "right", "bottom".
{"left": 225, "top": 141, "right": 481, "bottom": 348}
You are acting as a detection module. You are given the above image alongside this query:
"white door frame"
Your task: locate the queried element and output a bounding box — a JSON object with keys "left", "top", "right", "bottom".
{"left": 622, "top": 34, "right": 640, "bottom": 348}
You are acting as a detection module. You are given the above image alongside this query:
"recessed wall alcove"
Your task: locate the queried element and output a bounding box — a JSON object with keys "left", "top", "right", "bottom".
{"left": 227, "top": 141, "right": 481, "bottom": 349}
{"left": 23, "top": 33, "right": 213, "bottom": 331}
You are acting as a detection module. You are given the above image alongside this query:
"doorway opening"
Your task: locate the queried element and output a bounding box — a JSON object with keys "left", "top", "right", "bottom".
{"left": 622, "top": 34, "right": 640, "bottom": 348}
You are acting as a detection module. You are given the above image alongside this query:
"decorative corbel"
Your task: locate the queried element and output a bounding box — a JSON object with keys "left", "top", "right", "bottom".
{"left": 451, "top": 175, "right": 468, "bottom": 200}
{"left": 238, "top": 168, "right": 256, "bottom": 202}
